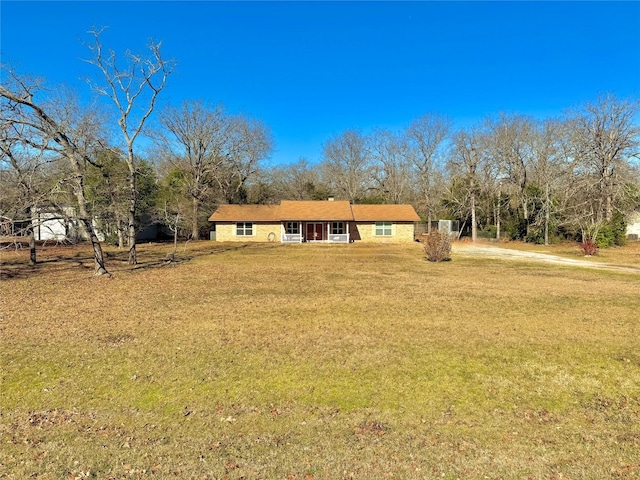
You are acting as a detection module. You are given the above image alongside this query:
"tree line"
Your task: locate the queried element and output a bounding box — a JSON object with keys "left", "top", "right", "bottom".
{"left": 259, "top": 103, "right": 639, "bottom": 248}
{"left": 2, "top": 33, "right": 639, "bottom": 275}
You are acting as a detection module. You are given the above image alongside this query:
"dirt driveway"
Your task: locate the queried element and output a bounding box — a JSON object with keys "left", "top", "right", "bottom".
{"left": 453, "top": 243, "right": 640, "bottom": 274}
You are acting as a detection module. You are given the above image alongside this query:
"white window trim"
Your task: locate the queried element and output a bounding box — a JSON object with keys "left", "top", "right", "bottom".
{"left": 285, "top": 222, "right": 300, "bottom": 234}
{"left": 236, "top": 222, "right": 254, "bottom": 236}
{"left": 374, "top": 221, "right": 393, "bottom": 237}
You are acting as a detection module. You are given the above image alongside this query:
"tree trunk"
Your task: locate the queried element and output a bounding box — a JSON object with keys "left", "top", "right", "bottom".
{"left": 80, "top": 217, "right": 108, "bottom": 275}
{"left": 117, "top": 221, "right": 124, "bottom": 249}
{"left": 496, "top": 188, "right": 501, "bottom": 240}
{"left": 110, "top": 188, "right": 125, "bottom": 249}
{"left": 127, "top": 170, "right": 137, "bottom": 265}
{"left": 127, "top": 212, "right": 136, "bottom": 264}
{"left": 28, "top": 230, "right": 37, "bottom": 266}
{"left": 27, "top": 207, "right": 36, "bottom": 266}
{"left": 471, "top": 192, "right": 477, "bottom": 242}
{"left": 544, "top": 182, "right": 550, "bottom": 246}
{"left": 192, "top": 196, "right": 199, "bottom": 240}
{"left": 70, "top": 161, "right": 109, "bottom": 275}
{"left": 427, "top": 209, "right": 432, "bottom": 234}
{"left": 173, "top": 226, "right": 178, "bottom": 255}
{"left": 77, "top": 205, "right": 108, "bottom": 275}
{"left": 605, "top": 193, "right": 613, "bottom": 223}
{"left": 523, "top": 198, "right": 530, "bottom": 237}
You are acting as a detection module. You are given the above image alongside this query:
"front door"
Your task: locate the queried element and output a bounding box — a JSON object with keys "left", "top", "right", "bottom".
{"left": 306, "top": 223, "right": 324, "bottom": 242}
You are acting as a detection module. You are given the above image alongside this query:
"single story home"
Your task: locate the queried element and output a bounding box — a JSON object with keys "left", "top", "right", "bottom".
{"left": 208, "top": 200, "right": 420, "bottom": 243}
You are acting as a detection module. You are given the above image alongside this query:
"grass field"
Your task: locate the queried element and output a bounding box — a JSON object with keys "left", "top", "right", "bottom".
{"left": 1, "top": 240, "right": 639, "bottom": 479}
{"left": 471, "top": 239, "right": 640, "bottom": 269}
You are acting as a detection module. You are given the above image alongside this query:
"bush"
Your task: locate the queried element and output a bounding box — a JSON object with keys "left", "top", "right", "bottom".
{"left": 479, "top": 225, "right": 497, "bottom": 239}
{"left": 504, "top": 217, "right": 528, "bottom": 241}
{"left": 595, "top": 215, "right": 627, "bottom": 247}
{"left": 580, "top": 240, "right": 599, "bottom": 256}
{"left": 525, "top": 227, "right": 544, "bottom": 245}
{"left": 595, "top": 227, "right": 614, "bottom": 247}
{"left": 423, "top": 231, "right": 452, "bottom": 262}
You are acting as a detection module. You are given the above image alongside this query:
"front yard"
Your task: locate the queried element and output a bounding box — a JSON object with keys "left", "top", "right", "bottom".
{"left": 1, "top": 241, "right": 639, "bottom": 478}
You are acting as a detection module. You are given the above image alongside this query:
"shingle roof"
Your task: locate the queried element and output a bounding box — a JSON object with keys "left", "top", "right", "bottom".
{"left": 208, "top": 201, "right": 420, "bottom": 222}
{"left": 208, "top": 204, "right": 279, "bottom": 222}
{"left": 351, "top": 204, "right": 421, "bottom": 222}
{"left": 279, "top": 200, "right": 354, "bottom": 221}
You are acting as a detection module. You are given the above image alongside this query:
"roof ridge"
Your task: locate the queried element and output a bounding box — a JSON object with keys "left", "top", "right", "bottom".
{"left": 209, "top": 201, "right": 420, "bottom": 222}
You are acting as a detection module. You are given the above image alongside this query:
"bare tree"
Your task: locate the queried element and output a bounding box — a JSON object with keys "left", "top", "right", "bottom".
{"left": 155, "top": 100, "right": 232, "bottom": 238}
{"left": 85, "top": 28, "right": 175, "bottom": 264}
{"left": 84, "top": 149, "right": 130, "bottom": 248}
{"left": 567, "top": 94, "right": 640, "bottom": 224}
{"left": 1, "top": 68, "right": 109, "bottom": 274}
{"left": 474, "top": 150, "right": 503, "bottom": 239}
{"left": 321, "top": 130, "right": 372, "bottom": 203}
{"left": 403, "top": 114, "right": 451, "bottom": 226}
{"left": 484, "top": 113, "right": 535, "bottom": 237}
{"left": 449, "top": 129, "right": 484, "bottom": 242}
{"left": 0, "top": 121, "right": 50, "bottom": 264}
{"left": 154, "top": 102, "right": 272, "bottom": 236}
{"left": 529, "top": 119, "right": 568, "bottom": 245}
{"left": 154, "top": 166, "right": 190, "bottom": 257}
{"left": 267, "top": 158, "right": 327, "bottom": 201}
{"left": 370, "top": 129, "right": 411, "bottom": 204}
{"left": 211, "top": 114, "right": 273, "bottom": 205}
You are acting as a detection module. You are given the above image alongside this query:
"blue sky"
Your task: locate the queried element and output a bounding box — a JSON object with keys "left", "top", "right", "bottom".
{"left": 2, "top": 1, "right": 639, "bottom": 166}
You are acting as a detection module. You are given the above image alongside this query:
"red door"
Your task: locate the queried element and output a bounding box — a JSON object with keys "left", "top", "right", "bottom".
{"left": 306, "top": 223, "right": 324, "bottom": 241}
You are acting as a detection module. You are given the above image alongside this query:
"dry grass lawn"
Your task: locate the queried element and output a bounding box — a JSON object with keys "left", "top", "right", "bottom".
{"left": 475, "top": 238, "right": 640, "bottom": 268}
{"left": 1, "top": 240, "right": 639, "bottom": 479}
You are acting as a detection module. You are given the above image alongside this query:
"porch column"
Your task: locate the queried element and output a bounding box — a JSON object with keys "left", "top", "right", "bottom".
{"left": 327, "top": 222, "right": 330, "bottom": 242}
{"left": 347, "top": 221, "right": 350, "bottom": 242}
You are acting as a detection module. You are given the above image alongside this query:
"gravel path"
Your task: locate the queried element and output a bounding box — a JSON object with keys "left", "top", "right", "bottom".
{"left": 453, "top": 243, "right": 640, "bottom": 274}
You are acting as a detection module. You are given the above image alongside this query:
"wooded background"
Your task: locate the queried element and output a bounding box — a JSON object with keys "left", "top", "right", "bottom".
{"left": 2, "top": 33, "right": 639, "bottom": 273}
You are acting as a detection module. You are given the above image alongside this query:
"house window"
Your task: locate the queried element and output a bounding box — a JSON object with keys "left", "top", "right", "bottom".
{"left": 375, "top": 221, "right": 392, "bottom": 236}
{"left": 285, "top": 222, "right": 299, "bottom": 234}
{"left": 236, "top": 222, "right": 253, "bottom": 236}
{"left": 331, "top": 222, "right": 344, "bottom": 234}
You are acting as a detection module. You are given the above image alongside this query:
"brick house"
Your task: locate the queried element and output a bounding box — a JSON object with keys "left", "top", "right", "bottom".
{"left": 208, "top": 200, "right": 420, "bottom": 243}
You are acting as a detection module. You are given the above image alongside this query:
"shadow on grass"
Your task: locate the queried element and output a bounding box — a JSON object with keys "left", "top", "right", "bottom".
{"left": 0, "top": 242, "right": 267, "bottom": 281}
{"left": 0, "top": 257, "right": 95, "bottom": 281}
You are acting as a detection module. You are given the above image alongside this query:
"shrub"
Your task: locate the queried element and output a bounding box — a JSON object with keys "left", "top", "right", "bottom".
{"left": 423, "top": 231, "right": 452, "bottom": 262}
{"left": 595, "top": 215, "right": 627, "bottom": 247}
{"left": 479, "top": 225, "right": 497, "bottom": 239}
{"left": 525, "top": 227, "right": 545, "bottom": 245}
{"left": 580, "top": 240, "right": 599, "bottom": 256}
{"left": 504, "top": 217, "right": 528, "bottom": 241}
{"left": 595, "top": 225, "right": 615, "bottom": 248}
